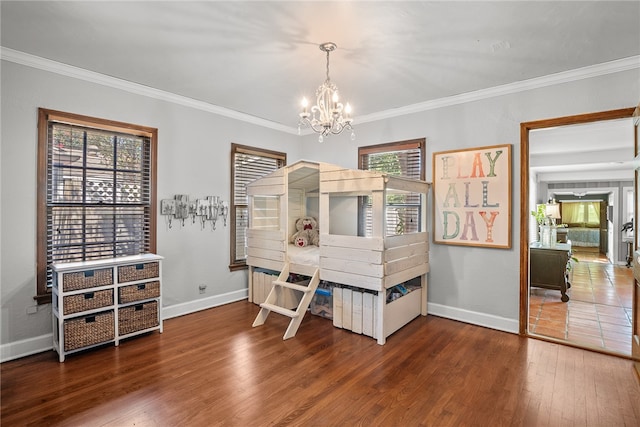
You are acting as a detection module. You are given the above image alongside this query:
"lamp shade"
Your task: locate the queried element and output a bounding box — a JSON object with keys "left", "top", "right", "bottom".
{"left": 546, "top": 203, "right": 561, "bottom": 219}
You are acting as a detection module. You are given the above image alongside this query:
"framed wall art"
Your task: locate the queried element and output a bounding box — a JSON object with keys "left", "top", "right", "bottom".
{"left": 432, "top": 144, "right": 512, "bottom": 248}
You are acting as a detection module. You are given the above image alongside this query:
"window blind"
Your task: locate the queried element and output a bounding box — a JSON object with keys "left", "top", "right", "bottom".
{"left": 230, "top": 144, "right": 285, "bottom": 268}
{"left": 44, "top": 122, "right": 152, "bottom": 287}
{"left": 358, "top": 139, "right": 425, "bottom": 237}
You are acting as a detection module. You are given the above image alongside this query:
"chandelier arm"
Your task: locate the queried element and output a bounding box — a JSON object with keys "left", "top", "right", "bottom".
{"left": 307, "top": 120, "right": 328, "bottom": 135}
{"left": 298, "top": 41, "right": 353, "bottom": 141}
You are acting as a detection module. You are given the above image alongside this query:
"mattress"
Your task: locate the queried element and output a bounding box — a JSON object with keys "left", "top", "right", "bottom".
{"left": 567, "top": 227, "right": 599, "bottom": 247}
{"left": 287, "top": 244, "right": 320, "bottom": 266}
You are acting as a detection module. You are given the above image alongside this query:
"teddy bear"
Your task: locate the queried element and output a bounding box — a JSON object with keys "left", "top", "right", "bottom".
{"left": 291, "top": 229, "right": 312, "bottom": 247}
{"left": 290, "top": 216, "right": 319, "bottom": 247}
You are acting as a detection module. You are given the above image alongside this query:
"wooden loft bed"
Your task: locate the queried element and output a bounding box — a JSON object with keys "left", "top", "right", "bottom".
{"left": 246, "top": 160, "right": 431, "bottom": 345}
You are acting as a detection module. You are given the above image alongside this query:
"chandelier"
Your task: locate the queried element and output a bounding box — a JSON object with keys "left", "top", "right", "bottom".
{"left": 298, "top": 42, "right": 354, "bottom": 142}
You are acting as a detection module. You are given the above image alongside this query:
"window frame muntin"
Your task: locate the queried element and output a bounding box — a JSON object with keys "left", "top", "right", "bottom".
{"left": 357, "top": 138, "right": 426, "bottom": 237}
{"left": 229, "top": 143, "right": 286, "bottom": 271}
{"left": 36, "top": 108, "right": 157, "bottom": 304}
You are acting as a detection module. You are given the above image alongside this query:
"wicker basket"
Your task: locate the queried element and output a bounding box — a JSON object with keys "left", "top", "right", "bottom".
{"left": 63, "top": 289, "right": 114, "bottom": 315}
{"left": 119, "top": 281, "right": 160, "bottom": 304}
{"left": 63, "top": 311, "right": 115, "bottom": 351}
{"left": 62, "top": 268, "right": 113, "bottom": 292}
{"left": 118, "top": 262, "right": 159, "bottom": 283}
{"left": 118, "top": 301, "right": 159, "bottom": 336}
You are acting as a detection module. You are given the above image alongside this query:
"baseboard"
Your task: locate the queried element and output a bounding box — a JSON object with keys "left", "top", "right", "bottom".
{"left": 427, "top": 302, "right": 519, "bottom": 334}
{"left": 162, "top": 289, "right": 248, "bottom": 320}
{"left": 0, "top": 334, "right": 54, "bottom": 363}
{"left": 1, "top": 289, "right": 248, "bottom": 363}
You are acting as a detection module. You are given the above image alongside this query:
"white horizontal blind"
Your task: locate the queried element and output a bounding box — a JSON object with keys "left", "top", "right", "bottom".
{"left": 359, "top": 139, "right": 424, "bottom": 237}
{"left": 231, "top": 145, "right": 285, "bottom": 266}
{"left": 46, "top": 122, "right": 152, "bottom": 286}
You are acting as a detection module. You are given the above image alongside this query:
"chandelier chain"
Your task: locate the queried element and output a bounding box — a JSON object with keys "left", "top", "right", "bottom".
{"left": 325, "top": 49, "right": 330, "bottom": 82}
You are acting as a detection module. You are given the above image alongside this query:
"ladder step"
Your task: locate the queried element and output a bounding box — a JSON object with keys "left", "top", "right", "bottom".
{"left": 259, "top": 303, "right": 299, "bottom": 318}
{"left": 274, "top": 280, "right": 313, "bottom": 293}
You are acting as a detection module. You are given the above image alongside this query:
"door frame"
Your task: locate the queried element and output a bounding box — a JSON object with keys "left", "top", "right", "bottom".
{"left": 632, "top": 105, "right": 640, "bottom": 376}
{"left": 519, "top": 108, "right": 636, "bottom": 342}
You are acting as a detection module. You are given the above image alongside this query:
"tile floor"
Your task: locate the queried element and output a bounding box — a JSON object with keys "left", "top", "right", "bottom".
{"left": 529, "top": 247, "right": 634, "bottom": 355}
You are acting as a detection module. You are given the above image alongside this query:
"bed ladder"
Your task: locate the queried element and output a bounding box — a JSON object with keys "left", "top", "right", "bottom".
{"left": 252, "top": 262, "right": 320, "bottom": 340}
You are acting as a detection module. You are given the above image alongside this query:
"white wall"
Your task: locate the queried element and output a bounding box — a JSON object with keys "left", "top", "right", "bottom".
{"left": 2, "top": 56, "right": 638, "bottom": 360}
{"left": 0, "top": 60, "right": 302, "bottom": 359}
{"left": 299, "top": 69, "right": 639, "bottom": 328}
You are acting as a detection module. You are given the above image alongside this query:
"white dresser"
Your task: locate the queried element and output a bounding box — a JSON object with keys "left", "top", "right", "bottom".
{"left": 51, "top": 254, "right": 163, "bottom": 362}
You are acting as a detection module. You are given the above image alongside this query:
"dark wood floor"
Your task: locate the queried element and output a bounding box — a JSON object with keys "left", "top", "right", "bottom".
{"left": 2, "top": 301, "right": 640, "bottom": 426}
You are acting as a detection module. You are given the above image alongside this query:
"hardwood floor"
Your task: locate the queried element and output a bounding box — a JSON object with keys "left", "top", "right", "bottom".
{"left": 2, "top": 301, "right": 640, "bottom": 426}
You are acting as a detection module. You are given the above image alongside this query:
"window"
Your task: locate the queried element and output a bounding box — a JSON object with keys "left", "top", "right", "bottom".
{"left": 229, "top": 144, "right": 286, "bottom": 270}
{"left": 358, "top": 139, "right": 425, "bottom": 237}
{"left": 36, "top": 109, "right": 157, "bottom": 304}
{"left": 561, "top": 201, "right": 601, "bottom": 226}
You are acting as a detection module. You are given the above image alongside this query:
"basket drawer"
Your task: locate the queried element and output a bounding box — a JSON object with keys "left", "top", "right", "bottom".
{"left": 62, "top": 268, "right": 113, "bottom": 292}
{"left": 118, "top": 262, "right": 159, "bottom": 283}
{"left": 63, "top": 289, "right": 114, "bottom": 315}
{"left": 63, "top": 311, "right": 115, "bottom": 351}
{"left": 118, "top": 301, "right": 159, "bottom": 336}
{"left": 119, "top": 281, "right": 160, "bottom": 304}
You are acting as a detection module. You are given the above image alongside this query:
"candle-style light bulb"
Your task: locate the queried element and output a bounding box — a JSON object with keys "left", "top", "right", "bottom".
{"left": 344, "top": 103, "right": 352, "bottom": 117}
{"left": 301, "top": 97, "right": 308, "bottom": 113}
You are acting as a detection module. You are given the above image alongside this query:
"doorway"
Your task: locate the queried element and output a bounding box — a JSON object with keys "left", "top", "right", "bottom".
{"left": 520, "top": 108, "right": 636, "bottom": 357}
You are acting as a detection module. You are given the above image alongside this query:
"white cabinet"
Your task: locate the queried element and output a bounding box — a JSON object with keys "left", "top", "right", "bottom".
{"left": 52, "top": 254, "right": 163, "bottom": 362}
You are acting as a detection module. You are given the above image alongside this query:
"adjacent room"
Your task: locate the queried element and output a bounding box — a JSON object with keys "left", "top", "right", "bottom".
{"left": 2, "top": 1, "right": 639, "bottom": 425}
{"left": 528, "top": 119, "right": 635, "bottom": 355}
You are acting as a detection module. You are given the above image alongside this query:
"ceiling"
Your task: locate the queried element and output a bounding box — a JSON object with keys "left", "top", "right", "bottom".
{"left": 530, "top": 118, "right": 635, "bottom": 183}
{"left": 2, "top": 1, "right": 639, "bottom": 131}
{"left": 2, "top": 1, "right": 638, "bottom": 182}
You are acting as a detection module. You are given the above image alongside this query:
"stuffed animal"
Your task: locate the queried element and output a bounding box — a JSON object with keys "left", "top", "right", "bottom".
{"left": 291, "top": 229, "right": 312, "bottom": 247}
{"left": 290, "top": 216, "right": 319, "bottom": 247}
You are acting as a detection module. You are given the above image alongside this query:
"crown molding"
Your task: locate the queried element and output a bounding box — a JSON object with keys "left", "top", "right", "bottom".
{"left": 0, "top": 47, "right": 298, "bottom": 135}
{"left": 356, "top": 55, "right": 640, "bottom": 124}
{"left": 3, "top": 47, "right": 638, "bottom": 133}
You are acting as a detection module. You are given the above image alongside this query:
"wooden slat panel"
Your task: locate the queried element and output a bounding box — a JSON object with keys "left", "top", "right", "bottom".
{"left": 384, "top": 289, "right": 422, "bottom": 338}
{"left": 318, "top": 193, "right": 329, "bottom": 237}
{"left": 385, "top": 232, "right": 428, "bottom": 249}
{"left": 319, "top": 163, "right": 350, "bottom": 173}
{"left": 247, "top": 174, "right": 285, "bottom": 188}
{"left": 321, "top": 234, "right": 384, "bottom": 251}
{"left": 288, "top": 189, "right": 305, "bottom": 236}
{"left": 251, "top": 218, "right": 280, "bottom": 230}
{"left": 247, "top": 228, "right": 286, "bottom": 241}
{"left": 385, "top": 242, "right": 429, "bottom": 263}
{"left": 320, "top": 269, "right": 383, "bottom": 292}
{"left": 383, "top": 264, "right": 429, "bottom": 289}
{"left": 246, "top": 247, "right": 285, "bottom": 262}
{"left": 247, "top": 184, "right": 285, "bottom": 196}
{"left": 287, "top": 160, "right": 319, "bottom": 174}
{"left": 371, "top": 191, "right": 384, "bottom": 238}
{"left": 321, "top": 257, "right": 384, "bottom": 278}
{"left": 321, "top": 179, "right": 385, "bottom": 193}
{"left": 386, "top": 176, "right": 431, "bottom": 193}
{"left": 385, "top": 253, "right": 427, "bottom": 276}
{"left": 247, "top": 237, "right": 285, "bottom": 251}
{"left": 319, "top": 246, "right": 383, "bottom": 264}
{"left": 321, "top": 169, "right": 383, "bottom": 183}
{"left": 246, "top": 256, "right": 284, "bottom": 272}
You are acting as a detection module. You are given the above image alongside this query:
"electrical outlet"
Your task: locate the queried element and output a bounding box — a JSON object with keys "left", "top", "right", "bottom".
{"left": 199, "top": 284, "right": 207, "bottom": 294}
